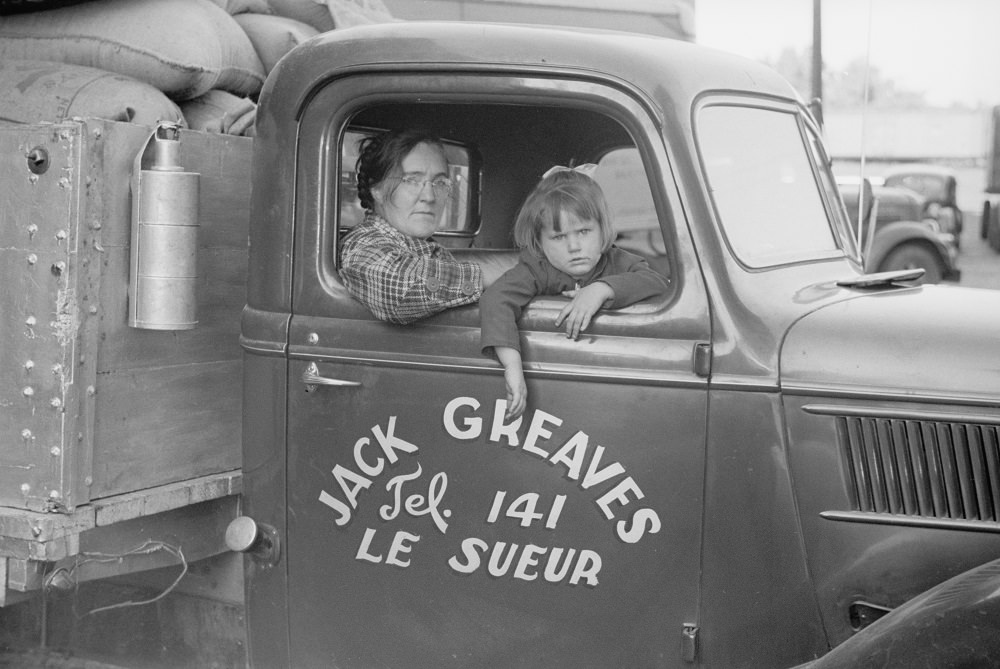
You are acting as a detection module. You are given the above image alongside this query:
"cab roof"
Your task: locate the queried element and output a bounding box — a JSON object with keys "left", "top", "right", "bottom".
{"left": 260, "top": 20, "right": 800, "bottom": 123}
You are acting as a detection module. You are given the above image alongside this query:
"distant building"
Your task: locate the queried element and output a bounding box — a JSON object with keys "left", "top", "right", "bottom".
{"left": 823, "top": 109, "right": 991, "bottom": 163}
{"left": 381, "top": 0, "right": 695, "bottom": 40}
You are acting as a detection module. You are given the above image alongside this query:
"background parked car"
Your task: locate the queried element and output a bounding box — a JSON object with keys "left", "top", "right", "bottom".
{"left": 881, "top": 163, "right": 964, "bottom": 246}
{"left": 838, "top": 179, "right": 960, "bottom": 283}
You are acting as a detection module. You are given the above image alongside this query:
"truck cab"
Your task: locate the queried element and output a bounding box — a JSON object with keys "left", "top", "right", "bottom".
{"left": 238, "top": 21, "right": 1000, "bottom": 668}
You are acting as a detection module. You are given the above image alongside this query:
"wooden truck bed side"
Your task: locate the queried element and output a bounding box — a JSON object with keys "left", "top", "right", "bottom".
{"left": 0, "top": 119, "right": 250, "bottom": 603}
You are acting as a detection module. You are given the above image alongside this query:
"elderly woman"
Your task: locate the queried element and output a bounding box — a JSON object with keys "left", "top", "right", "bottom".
{"left": 339, "top": 128, "right": 502, "bottom": 324}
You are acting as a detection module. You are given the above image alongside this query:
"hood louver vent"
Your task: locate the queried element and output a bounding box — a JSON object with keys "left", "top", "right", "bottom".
{"left": 803, "top": 405, "right": 1000, "bottom": 529}
{"left": 837, "top": 414, "right": 1000, "bottom": 521}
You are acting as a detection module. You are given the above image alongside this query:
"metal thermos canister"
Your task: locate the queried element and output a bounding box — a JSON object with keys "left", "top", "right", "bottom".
{"left": 128, "top": 123, "right": 200, "bottom": 329}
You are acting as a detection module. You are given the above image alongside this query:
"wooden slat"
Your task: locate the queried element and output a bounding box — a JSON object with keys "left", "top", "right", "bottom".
{"left": 94, "top": 470, "right": 241, "bottom": 526}
{"left": 91, "top": 360, "right": 242, "bottom": 498}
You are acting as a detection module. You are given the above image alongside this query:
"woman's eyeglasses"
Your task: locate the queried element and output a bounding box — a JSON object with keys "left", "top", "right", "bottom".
{"left": 393, "top": 175, "right": 454, "bottom": 198}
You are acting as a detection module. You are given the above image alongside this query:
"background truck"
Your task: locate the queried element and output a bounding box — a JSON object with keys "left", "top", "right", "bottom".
{"left": 3, "top": 17, "right": 1000, "bottom": 669}
{"left": 983, "top": 105, "right": 1000, "bottom": 250}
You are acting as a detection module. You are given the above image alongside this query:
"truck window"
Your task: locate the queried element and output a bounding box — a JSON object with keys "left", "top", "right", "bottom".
{"left": 313, "top": 92, "right": 681, "bottom": 339}
{"left": 331, "top": 102, "right": 674, "bottom": 291}
{"left": 697, "top": 104, "right": 842, "bottom": 268}
{"left": 594, "top": 147, "right": 670, "bottom": 277}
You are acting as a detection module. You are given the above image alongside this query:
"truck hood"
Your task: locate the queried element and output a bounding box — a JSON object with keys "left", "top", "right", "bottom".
{"left": 780, "top": 285, "right": 1000, "bottom": 404}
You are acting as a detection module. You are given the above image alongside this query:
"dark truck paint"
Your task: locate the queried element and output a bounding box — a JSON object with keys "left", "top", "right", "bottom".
{"left": 235, "top": 21, "right": 1000, "bottom": 668}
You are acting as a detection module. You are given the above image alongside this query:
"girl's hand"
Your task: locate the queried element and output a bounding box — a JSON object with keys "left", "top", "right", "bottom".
{"left": 556, "top": 282, "right": 614, "bottom": 339}
{"left": 494, "top": 346, "right": 527, "bottom": 421}
{"left": 503, "top": 365, "right": 527, "bottom": 421}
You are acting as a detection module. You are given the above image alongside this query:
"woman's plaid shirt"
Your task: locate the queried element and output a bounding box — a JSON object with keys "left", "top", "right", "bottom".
{"left": 339, "top": 213, "right": 482, "bottom": 324}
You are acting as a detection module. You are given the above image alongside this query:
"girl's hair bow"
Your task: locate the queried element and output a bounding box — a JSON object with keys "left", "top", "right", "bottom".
{"left": 542, "top": 163, "right": 599, "bottom": 179}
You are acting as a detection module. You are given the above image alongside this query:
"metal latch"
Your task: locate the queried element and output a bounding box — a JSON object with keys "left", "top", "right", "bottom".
{"left": 693, "top": 343, "right": 711, "bottom": 378}
{"left": 681, "top": 623, "right": 699, "bottom": 663}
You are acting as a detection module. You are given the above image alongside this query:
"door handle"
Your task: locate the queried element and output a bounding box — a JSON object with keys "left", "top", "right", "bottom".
{"left": 302, "top": 362, "right": 361, "bottom": 390}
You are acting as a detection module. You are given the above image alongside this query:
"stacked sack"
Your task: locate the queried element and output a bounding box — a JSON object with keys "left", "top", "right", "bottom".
{"left": 0, "top": 0, "right": 394, "bottom": 135}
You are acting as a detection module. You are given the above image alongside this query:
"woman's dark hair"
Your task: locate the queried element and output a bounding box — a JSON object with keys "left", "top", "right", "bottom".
{"left": 355, "top": 128, "right": 447, "bottom": 211}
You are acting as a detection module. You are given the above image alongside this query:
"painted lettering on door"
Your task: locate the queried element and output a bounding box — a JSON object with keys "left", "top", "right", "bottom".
{"left": 317, "top": 396, "right": 662, "bottom": 588}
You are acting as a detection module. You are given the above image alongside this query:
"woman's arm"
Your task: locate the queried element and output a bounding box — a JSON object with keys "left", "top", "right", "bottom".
{"left": 340, "top": 240, "right": 481, "bottom": 324}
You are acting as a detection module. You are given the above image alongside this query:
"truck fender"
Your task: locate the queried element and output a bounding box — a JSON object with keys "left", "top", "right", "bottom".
{"left": 798, "top": 557, "right": 1000, "bottom": 668}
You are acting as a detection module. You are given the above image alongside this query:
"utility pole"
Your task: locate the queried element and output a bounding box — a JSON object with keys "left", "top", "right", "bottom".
{"left": 811, "top": 0, "right": 823, "bottom": 126}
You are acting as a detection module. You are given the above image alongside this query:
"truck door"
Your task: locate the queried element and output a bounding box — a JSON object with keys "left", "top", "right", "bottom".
{"left": 282, "top": 75, "right": 712, "bottom": 668}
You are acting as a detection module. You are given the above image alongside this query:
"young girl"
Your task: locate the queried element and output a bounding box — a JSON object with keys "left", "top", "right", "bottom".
{"left": 480, "top": 164, "right": 670, "bottom": 420}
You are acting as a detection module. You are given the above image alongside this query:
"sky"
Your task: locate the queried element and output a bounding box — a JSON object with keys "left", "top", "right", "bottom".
{"left": 695, "top": 0, "right": 1000, "bottom": 108}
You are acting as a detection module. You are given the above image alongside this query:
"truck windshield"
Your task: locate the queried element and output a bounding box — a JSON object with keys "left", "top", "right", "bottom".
{"left": 697, "top": 104, "right": 843, "bottom": 268}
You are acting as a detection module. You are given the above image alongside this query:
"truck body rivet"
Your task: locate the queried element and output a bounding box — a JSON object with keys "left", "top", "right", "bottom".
{"left": 20, "top": 484, "right": 30, "bottom": 495}
{"left": 27, "top": 253, "right": 37, "bottom": 265}
{"left": 86, "top": 386, "right": 96, "bottom": 396}
{"left": 24, "top": 360, "right": 34, "bottom": 371}
{"left": 55, "top": 230, "right": 67, "bottom": 241}
{"left": 26, "top": 316, "right": 36, "bottom": 327}
{"left": 50, "top": 397, "right": 62, "bottom": 408}
{"left": 25, "top": 147, "right": 48, "bottom": 175}
{"left": 50, "top": 446, "right": 61, "bottom": 457}
{"left": 27, "top": 224, "right": 38, "bottom": 237}
{"left": 21, "top": 429, "right": 32, "bottom": 440}
{"left": 48, "top": 490, "right": 61, "bottom": 500}
{"left": 52, "top": 262, "right": 66, "bottom": 275}
{"left": 22, "top": 387, "right": 34, "bottom": 397}
{"left": 308, "top": 333, "right": 319, "bottom": 344}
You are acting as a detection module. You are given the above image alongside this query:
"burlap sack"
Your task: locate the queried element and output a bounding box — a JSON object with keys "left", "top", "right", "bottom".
{"left": 0, "top": 0, "right": 267, "bottom": 100}
{"left": 264, "top": 0, "right": 333, "bottom": 31}
{"left": 180, "top": 89, "right": 256, "bottom": 136}
{"left": 234, "top": 13, "right": 318, "bottom": 74}
{"left": 0, "top": 59, "right": 185, "bottom": 127}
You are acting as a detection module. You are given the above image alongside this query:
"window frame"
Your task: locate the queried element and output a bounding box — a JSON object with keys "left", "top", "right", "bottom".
{"left": 694, "top": 97, "right": 855, "bottom": 270}
{"left": 292, "top": 70, "right": 691, "bottom": 340}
